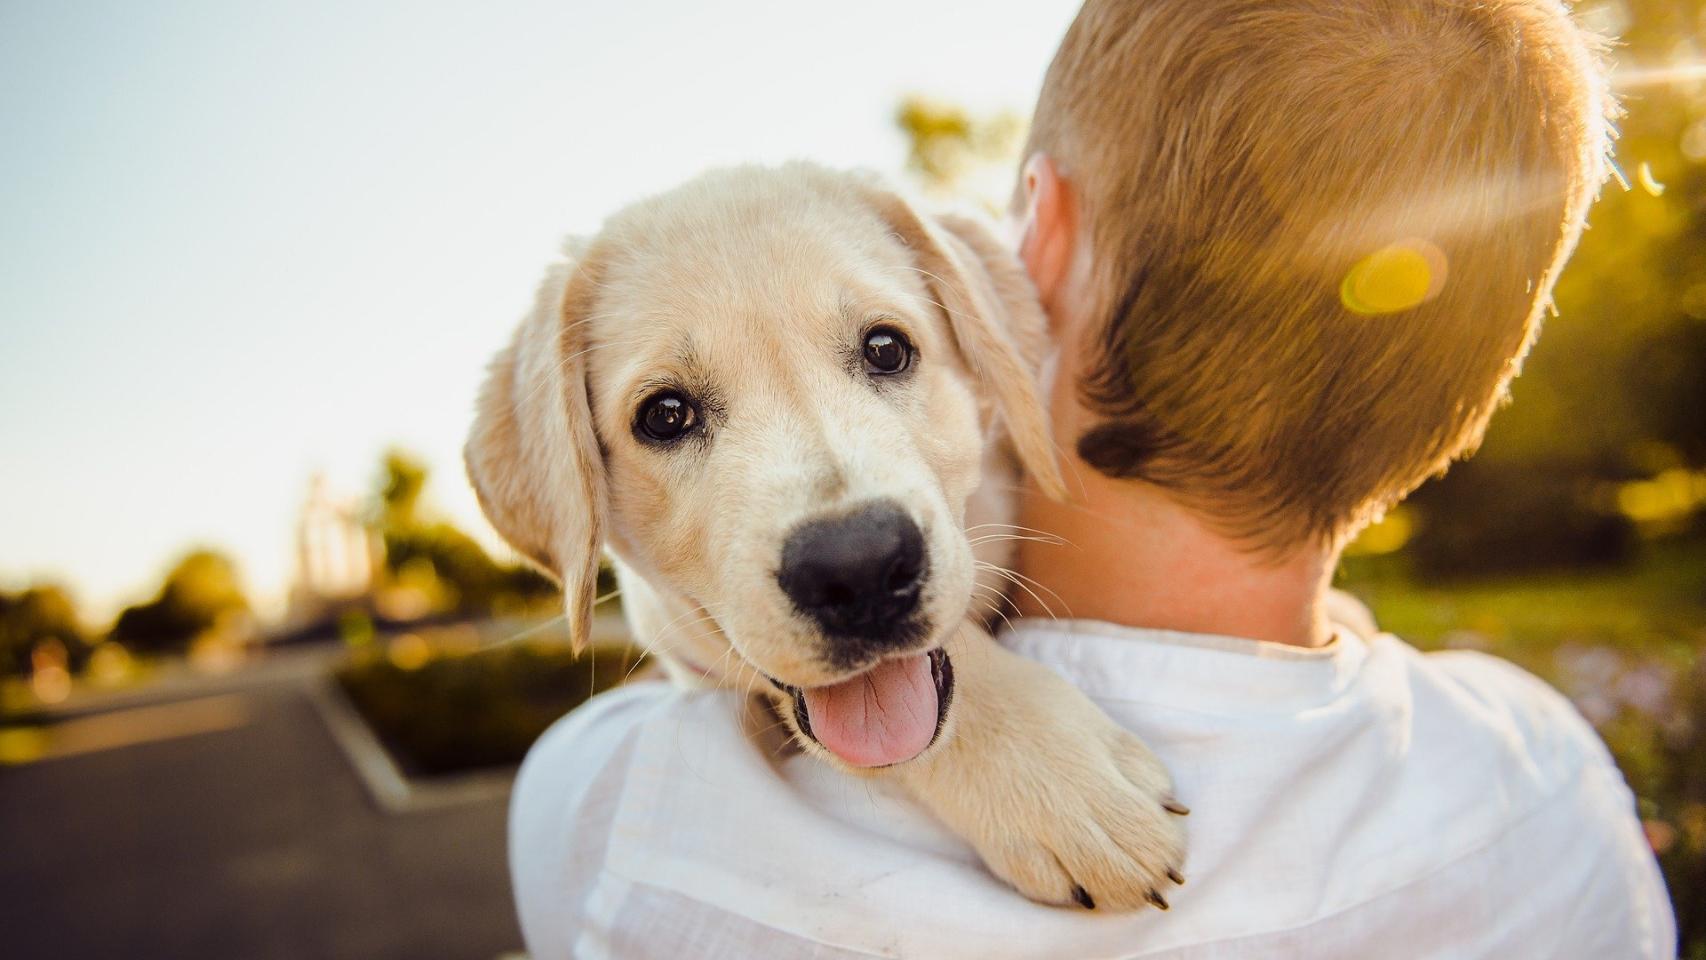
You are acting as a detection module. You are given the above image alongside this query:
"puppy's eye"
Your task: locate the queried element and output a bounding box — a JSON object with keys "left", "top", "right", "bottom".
{"left": 862, "top": 327, "right": 913, "bottom": 375}
{"left": 637, "top": 392, "right": 698, "bottom": 443}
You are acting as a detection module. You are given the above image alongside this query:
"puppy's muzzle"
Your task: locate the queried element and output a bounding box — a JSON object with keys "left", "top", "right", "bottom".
{"left": 777, "top": 499, "right": 929, "bottom": 664}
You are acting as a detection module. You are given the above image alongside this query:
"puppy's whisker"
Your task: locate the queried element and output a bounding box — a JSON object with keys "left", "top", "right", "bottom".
{"left": 482, "top": 585, "right": 621, "bottom": 652}
{"left": 516, "top": 339, "right": 623, "bottom": 408}
{"left": 708, "top": 643, "right": 745, "bottom": 686}
{"left": 644, "top": 606, "right": 727, "bottom": 667}
{"left": 969, "top": 582, "right": 1018, "bottom": 622}
{"left": 486, "top": 613, "right": 568, "bottom": 649}
{"left": 977, "top": 489, "right": 1144, "bottom": 533}
{"left": 968, "top": 533, "right": 1067, "bottom": 548}
{"left": 747, "top": 716, "right": 794, "bottom": 743}
{"left": 969, "top": 588, "right": 1019, "bottom": 635}
{"left": 976, "top": 560, "right": 1066, "bottom": 621}
{"left": 893, "top": 282, "right": 956, "bottom": 315}
{"left": 647, "top": 607, "right": 709, "bottom": 652}
{"left": 896, "top": 267, "right": 976, "bottom": 322}
{"left": 966, "top": 522, "right": 1075, "bottom": 545}
{"left": 989, "top": 563, "right": 1071, "bottom": 619}
{"left": 618, "top": 653, "right": 650, "bottom": 686}
{"left": 653, "top": 598, "right": 729, "bottom": 637}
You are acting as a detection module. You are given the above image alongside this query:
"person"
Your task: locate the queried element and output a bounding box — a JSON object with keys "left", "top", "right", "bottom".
{"left": 508, "top": 1, "right": 1676, "bottom": 956}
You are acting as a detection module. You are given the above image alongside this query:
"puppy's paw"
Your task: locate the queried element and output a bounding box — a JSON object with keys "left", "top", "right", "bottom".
{"left": 897, "top": 628, "right": 1188, "bottom": 911}
{"left": 972, "top": 726, "right": 1188, "bottom": 911}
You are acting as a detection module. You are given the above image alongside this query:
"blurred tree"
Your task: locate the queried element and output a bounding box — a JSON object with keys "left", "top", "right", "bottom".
{"left": 378, "top": 449, "right": 428, "bottom": 531}
{"left": 0, "top": 585, "right": 91, "bottom": 679}
{"left": 1482, "top": 0, "right": 1706, "bottom": 476}
{"left": 110, "top": 550, "right": 249, "bottom": 655}
{"left": 1406, "top": 459, "right": 1637, "bottom": 580}
{"left": 371, "top": 450, "right": 558, "bottom": 618}
{"left": 895, "top": 95, "right": 1026, "bottom": 206}
{"left": 1393, "top": 0, "right": 1706, "bottom": 574}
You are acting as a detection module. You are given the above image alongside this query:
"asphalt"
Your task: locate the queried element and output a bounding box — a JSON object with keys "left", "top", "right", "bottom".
{"left": 0, "top": 679, "right": 523, "bottom": 960}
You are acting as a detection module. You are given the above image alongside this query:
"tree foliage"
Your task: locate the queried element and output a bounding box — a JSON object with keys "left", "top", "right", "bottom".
{"left": 372, "top": 450, "right": 558, "bottom": 617}
{"left": 0, "top": 584, "right": 90, "bottom": 678}
{"left": 109, "top": 550, "right": 249, "bottom": 655}
{"left": 1483, "top": 0, "right": 1706, "bottom": 475}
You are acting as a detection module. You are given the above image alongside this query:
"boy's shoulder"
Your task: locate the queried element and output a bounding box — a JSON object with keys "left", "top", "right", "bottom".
{"left": 508, "top": 682, "right": 755, "bottom": 959}
{"left": 511, "top": 680, "right": 744, "bottom": 836}
{"left": 1387, "top": 638, "right": 1619, "bottom": 777}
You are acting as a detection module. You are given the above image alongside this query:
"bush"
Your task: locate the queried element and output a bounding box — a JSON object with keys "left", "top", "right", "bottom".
{"left": 0, "top": 585, "right": 90, "bottom": 679}
{"left": 335, "top": 638, "right": 642, "bottom": 777}
{"left": 1405, "top": 458, "right": 1636, "bottom": 582}
{"left": 110, "top": 550, "right": 249, "bottom": 655}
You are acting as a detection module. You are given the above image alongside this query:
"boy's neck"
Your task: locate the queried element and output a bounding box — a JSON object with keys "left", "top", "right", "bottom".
{"left": 1009, "top": 470, "right": 1337, "bottom": 648}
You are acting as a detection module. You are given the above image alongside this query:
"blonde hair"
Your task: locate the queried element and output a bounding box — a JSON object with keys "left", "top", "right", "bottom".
{"left": 1026, "top": 0, "right": 1614, "bottom": 548}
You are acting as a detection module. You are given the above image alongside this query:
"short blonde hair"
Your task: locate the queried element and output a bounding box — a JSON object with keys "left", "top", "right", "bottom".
{"left": 1026, "top": 0, "right": 1614, "bottom": 548}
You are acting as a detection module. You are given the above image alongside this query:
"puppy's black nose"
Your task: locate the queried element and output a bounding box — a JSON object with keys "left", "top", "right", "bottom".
{"left": 778, "top": 501, "right": 926, "bottom": 641}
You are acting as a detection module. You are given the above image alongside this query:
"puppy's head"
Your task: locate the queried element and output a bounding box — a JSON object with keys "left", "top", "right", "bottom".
{"left": 467, "top": 164, "right": 1061, "bottom": 765}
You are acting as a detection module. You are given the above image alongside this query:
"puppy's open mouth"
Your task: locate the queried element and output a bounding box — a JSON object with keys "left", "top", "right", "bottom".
{"left": 777, "top": 648, "right": 953, "bottom": 768}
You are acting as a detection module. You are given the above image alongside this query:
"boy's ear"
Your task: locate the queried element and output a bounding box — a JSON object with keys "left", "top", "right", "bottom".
{"left": 1016, "top": 152, "right": 1078, "bottom": 319}
{"left": 465, "top": 246, "right": 609, "bottom": 652}
{"left": 858, "top": 182, "right": 1068, "bottom": 500}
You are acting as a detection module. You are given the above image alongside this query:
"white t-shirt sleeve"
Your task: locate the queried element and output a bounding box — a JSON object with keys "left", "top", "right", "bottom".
{"left": 1422, "top": 649, "right": 1677, "bottom": 959}
{"left": 509, "top": 683, "right": 668, "bottom": 960}
{"left": 508, "top": 684, "right": 897, "bottom": 959}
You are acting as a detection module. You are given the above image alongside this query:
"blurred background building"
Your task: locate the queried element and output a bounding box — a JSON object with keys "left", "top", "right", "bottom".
{"left": 286, "top": 474, "right": 381, "bottom": 630}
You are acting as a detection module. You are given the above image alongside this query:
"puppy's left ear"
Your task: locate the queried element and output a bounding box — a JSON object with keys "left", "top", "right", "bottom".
{"left": 861, "top": 186, "right": 1068, "bottom": 500}
{"left": 465, "top": 247, "right": 610, "bottom": 653}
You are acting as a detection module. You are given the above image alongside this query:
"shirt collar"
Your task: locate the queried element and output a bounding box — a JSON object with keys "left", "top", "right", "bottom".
{"left": 998, "top": 617, "right": 1374, "bottom": 714}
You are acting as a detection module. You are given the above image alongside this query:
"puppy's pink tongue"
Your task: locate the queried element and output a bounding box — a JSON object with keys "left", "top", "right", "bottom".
{"left": 801, "top": 653, "right": 937, "bottom": 768}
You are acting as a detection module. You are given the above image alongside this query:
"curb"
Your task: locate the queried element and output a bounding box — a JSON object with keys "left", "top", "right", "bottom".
{"left": 306, "top": 677, "right": 516, "bottom": 814}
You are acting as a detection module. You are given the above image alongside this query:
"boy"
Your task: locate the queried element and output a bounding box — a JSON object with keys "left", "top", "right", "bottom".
{"left": 510, "top": 1, "right": 1675, "bottom": 956}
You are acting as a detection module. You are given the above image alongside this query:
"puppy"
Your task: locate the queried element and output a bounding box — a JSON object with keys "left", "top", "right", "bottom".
{"left": 466, "top": 162, "right": 1186, "bottom": 910}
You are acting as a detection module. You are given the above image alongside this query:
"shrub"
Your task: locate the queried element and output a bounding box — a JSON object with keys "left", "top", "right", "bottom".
{"left": 1405, "top": 459, "right": 1635, "bottom": 581}
{"left": 335, "top": 638, "right": 642, "bottom": 777}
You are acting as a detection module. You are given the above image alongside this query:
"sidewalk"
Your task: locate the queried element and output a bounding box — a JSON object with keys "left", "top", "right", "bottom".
{"left": 0, "top": 649, "right": 525, "bottom": 959}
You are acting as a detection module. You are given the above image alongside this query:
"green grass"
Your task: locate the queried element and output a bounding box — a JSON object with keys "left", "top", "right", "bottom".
{"left": 1337, "top": 538, "right": 1706, "bottom": 672}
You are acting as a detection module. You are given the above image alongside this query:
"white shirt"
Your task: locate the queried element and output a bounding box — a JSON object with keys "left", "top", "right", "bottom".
{"left": 509, "top": 617, "right": 1675, "bottom": 959}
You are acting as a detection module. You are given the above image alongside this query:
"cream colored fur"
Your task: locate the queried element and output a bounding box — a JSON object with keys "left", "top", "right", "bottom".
{"left": 466, "top": 163, "right": 1186, "bottom": 910}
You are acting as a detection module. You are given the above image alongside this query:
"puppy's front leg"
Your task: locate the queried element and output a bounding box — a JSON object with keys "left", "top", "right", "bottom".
{"left": 896, "top": 623, "right": 1188, "bottom": 911}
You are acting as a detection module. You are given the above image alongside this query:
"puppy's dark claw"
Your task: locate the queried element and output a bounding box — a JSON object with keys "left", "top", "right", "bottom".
{"left": 1162, "top": 796, "right": 1191, "bottom": 816}
{"left": 1167, "top": 868, "right": 1185, "bottom": 885}
{"left": 1071, "top": 885, "right": 1095, "bottom": 910}
{"left": 1146, "top": 889, "right": 1170, "bottom": 910}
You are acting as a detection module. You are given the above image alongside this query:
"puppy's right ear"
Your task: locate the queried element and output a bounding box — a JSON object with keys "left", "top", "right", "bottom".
{"left": 465, "top": 248, "right": 608, "bottom": 653}
{"left": 855, "top": 182, "right": 1069, "bottom": 501}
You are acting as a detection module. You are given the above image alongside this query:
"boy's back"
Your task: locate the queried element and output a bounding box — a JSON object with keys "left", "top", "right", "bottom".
{"left": 512, "top": 616, "right": 1674, "bottom": 958}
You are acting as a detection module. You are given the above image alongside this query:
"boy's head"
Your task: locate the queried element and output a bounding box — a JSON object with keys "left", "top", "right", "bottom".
{"left": 1018, "top": 0, "right": 1614, "bottom": 550}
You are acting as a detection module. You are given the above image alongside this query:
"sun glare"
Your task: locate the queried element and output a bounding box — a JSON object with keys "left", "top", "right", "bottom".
{"left": 1340, "top": 240, "right": 1448, "bottom": 315}
{"left": 1612, "top": 62, "right": 1706, "bottom": 90}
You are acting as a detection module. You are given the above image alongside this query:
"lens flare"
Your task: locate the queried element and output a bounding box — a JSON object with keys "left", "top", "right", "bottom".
{"left": 1612, "top": 62, "right": 1706, "bottom": 90}
{"left": 1637, "top": 162, "right": 1666, "bottom": 197}
{"left": 1340, "top": 240, "right": 1447, "bottom": 315}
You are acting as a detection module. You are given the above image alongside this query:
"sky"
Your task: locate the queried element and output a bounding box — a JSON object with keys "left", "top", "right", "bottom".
{"left": 0, "top": 0, "right": 1084, "bottom": 619}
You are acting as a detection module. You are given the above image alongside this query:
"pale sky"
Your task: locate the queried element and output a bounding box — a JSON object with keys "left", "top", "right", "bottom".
{"left": 0, "top": 0, "right": 1083, "bottom": 620}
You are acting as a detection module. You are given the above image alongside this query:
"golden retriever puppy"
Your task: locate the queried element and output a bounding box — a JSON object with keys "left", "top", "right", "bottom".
{"left": 466, "top": 162, "right": 1186, "bottom": 910}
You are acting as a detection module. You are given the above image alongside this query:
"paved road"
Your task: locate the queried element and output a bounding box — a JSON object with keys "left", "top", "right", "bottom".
{"left": 1, "top": 680, "right": 523, "bottom": 960}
